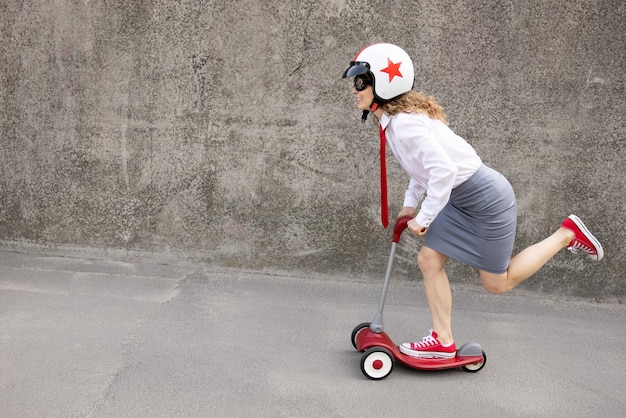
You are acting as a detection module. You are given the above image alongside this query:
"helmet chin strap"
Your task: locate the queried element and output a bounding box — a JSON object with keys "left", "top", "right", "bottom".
{"left": 361, "top": 101, "right": 380, "bottom": 122}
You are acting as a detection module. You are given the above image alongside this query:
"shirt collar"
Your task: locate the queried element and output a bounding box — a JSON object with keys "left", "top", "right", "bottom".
{"left": 379, "top": 113, "right": 391, "bottom": 130}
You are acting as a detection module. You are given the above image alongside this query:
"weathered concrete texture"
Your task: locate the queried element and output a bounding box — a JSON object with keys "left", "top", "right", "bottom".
{"left": 0, "top": 0, "right": 624, "bottom": 297}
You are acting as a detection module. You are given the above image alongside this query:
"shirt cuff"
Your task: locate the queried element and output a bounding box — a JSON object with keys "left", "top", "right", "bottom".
{"left": 415, "top": 211, "right": 434, "bottom": 227}
{"left": 402, "top": 196, "right": 420, "bottom": 209}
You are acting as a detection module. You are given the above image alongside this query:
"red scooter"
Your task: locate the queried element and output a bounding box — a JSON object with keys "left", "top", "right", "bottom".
{"left": 351, "top": 216, "right": 486, "bottom": 380}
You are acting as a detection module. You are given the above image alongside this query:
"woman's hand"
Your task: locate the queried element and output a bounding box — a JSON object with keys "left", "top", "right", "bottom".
{"left": 407, "top": 219, "right": 427, "bottom": 236}
{"left": 398, "top": 207, "right": 426, "bottom": 236}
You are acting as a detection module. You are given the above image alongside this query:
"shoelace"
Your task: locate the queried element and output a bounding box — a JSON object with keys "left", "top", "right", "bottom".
{"left": 568, "top": 240, "right": 595, "bottom": 255}
{"left": 412, "top": 332, "right": 438, "bottom": 349}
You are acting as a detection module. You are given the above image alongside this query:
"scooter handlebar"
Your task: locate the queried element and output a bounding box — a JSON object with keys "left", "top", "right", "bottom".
{"left": 392, "top": 215, "right": 415, "bottom": 243}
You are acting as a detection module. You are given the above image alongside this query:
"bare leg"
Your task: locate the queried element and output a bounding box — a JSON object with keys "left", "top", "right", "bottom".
{"left": 481, "top": 227, "right": 575, "bottom": 294}
{"left": 417, "top": 223, "right": 582, "bottom": 344}
{"left": 417, "top": 246, "right": 453, "bottom": 345}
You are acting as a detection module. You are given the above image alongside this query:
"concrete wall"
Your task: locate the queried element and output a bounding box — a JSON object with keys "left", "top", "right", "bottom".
{"left": 1, "top": 0, "right": 624, "bottom": 298}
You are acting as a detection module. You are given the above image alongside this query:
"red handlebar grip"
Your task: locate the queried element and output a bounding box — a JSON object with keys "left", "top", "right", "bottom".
{"left": 392, "top": 215, "right": 414, "bottom": 243}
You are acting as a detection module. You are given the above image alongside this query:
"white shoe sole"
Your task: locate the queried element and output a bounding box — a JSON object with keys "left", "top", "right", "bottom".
{"left": 399, "top": 344, "right": 456, "bottom": 359}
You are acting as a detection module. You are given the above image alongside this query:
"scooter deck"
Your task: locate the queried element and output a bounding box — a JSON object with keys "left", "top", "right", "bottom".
{"left": 356, "top": 327, "right": 484, "bottom": 370}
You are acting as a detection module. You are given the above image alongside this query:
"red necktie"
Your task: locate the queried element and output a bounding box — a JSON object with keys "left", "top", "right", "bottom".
{"left": 379, "top": 125, "right": 389, "bottom": 228}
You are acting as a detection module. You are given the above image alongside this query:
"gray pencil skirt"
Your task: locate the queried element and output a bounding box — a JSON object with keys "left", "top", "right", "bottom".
{"left": 424, "top": 164, "right": 517, "bottom": 274}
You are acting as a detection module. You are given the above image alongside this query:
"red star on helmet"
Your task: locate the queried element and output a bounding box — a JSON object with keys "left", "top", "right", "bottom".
{"left": 380, "top": 58, "right": 403, "bottom": 82}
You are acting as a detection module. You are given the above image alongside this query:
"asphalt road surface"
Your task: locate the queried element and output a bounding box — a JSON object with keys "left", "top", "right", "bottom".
{"left": 1, "top": 250, "right": 624, "bottom": 417}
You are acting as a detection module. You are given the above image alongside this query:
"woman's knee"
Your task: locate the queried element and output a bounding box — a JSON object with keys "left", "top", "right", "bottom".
{"left": 417, "top": 248, "right": 447, "bottom": 275}
{"left": 480, "top": 271, "right": 510, "bottom": 295}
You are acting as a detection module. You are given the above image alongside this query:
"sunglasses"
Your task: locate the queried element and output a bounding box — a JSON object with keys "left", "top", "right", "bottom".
{"left": 353, "top": 75, "right": 373, "bottom": 91}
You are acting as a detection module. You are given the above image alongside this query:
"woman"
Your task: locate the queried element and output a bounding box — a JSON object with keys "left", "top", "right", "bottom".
{"left": 342, "top": 43, "right": 603, "bottom": 359}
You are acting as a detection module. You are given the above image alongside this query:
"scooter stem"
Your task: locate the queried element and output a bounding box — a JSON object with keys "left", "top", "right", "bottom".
{"left": 370, "top": 242, "right": 397, "bottom": 333}
{"left": 370, "top": 215, "right": 413, "bottom": 333}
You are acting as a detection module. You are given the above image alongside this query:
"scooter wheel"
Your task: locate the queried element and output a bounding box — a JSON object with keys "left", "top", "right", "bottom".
{"left": 462, "top": 351, "right": 487, "bottom": 373}
{"left": 351, "top": 322, "right": 370, "bottom": 351}
{"left": 360, "top": 347, "right": 394, "bottom": 380}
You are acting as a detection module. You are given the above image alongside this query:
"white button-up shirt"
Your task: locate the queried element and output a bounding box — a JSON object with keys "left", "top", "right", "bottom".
{"left": 380, "top": 112, "right": 482, "bottom": 227}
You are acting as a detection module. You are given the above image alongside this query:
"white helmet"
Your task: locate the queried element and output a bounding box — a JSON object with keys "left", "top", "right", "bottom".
{"left": 342, "top": 43, "right": 415, "bottom": 102}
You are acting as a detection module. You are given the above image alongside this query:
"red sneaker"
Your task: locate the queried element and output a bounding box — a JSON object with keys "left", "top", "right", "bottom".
{"left": 561, "top": 215, "right": 604, "bottom": 261}
{"left": 400, "top": 330, "right": 456, "bottom": 359}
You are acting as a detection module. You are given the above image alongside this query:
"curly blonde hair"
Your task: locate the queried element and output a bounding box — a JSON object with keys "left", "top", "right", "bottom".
{"left": 376, "top": 92, "right": 449, "bottom": 125}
